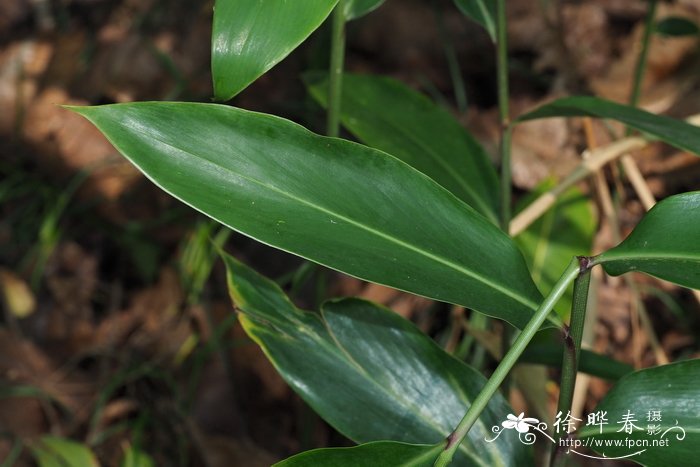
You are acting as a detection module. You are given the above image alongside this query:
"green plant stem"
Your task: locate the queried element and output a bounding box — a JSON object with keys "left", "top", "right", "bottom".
{"left": 499, "top": 127, "right": 513, "bottom": 231}
{"left": 434, "top": 6, "right": 467, "bottom": 113}
{"left": 326, "top": 0, "right": 346, "bottom": 137}
{"left": 495, "top": 0, "right": 514, "bottom": 396}
{"left": 551, "top": 258, "right": 592, "bottom": 466}
{"left": 496, "top": 0, "right": 511, "bottom": 230}
{"left": 433, "top": 258, "right": 581, "bottom": 467}
{"left": 628, "top": 0, "right": 658, "bottom": 111}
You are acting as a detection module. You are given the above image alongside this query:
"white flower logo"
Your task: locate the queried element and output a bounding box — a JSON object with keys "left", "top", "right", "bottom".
{"left": 486, "top": 412, "right": 551, "bottom": 445}
{"left": 502, "top": 412, "right": 539, "bottom": 433}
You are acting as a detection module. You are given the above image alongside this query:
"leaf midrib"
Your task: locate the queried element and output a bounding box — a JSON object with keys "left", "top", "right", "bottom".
{"left": 120, "top": 119, "right": 537, "bottom": 313}
{"left": 600, "top": 251, "right": 700, "bottom": 264}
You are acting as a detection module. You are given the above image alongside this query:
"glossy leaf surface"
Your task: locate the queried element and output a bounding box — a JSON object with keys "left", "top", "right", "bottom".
{"left": 579, "top": 360, "right": 700, "bottom": 466}
{"left": 275, "top": 441, "right": 442, "bottom": 467}
{"left": 596, "top": 192, "right": 700, "bottom": 290}
{"left": 32, "top": 437, "right": 99, "bottom": 467}
{"left": 224, "top": 253, "right": 532, "bottom": 466}
{"left": 453, "top": 0, "right": 496, "bottom": 40}
{"left": 306, "top": 73, "right": 499, "bottom": 223}
{"left": 517, "top": 96, "right": 700, "bottom": 156}
{"left": 71, "top": 102, "right": 543, "bottom": 329}
{"left": 344, "top": 0, "right": 386, "bottom": 20}
{"left": 515, "top": 182, "right": 594, "bottom": 318}
{"left": 211, "top": 0, "right": 337, "bottom": 100}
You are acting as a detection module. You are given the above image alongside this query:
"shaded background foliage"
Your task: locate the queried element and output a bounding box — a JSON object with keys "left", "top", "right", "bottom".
{"left": 1, "top": 0, "right": 700, "bottom": 465}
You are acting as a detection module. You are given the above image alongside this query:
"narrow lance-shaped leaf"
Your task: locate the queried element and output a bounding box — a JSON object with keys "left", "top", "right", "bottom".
{"left": 306, "top": 72, "right": 499, "bottom": 223}
{"left": 594, "top": 192, "right": 700, "bottom": 290}
{"left": 515, "top": 182, "right": 595, "bottom": 318}
{"left": 275, "top": 441, "right": 443, "bottom": 467}
{"left": 453, "top": 0, "right": 496, "bottom": 41}
{"left": 70, "top": 102, "right": 544, "bottom": 329}
{"left": 344, "top": 0, "right": 386, "bottom": 21}
{"left": 578, "top": 360, "right": 700, "bottom": 466}
{"left": 516, "top": 96, "right": 700, "bottom": 157}
{"left": 223, "top": 253, "right": 533, "bottom": 466}
{"left": 211, "top": 0, "right": 337, "bottom": 101}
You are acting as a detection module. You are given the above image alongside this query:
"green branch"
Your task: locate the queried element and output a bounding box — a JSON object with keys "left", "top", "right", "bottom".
{"left": 326, "top": 0, "right": 346, "bottom": 137}
{"left": 552, "top": 257, "right": 592, "bottom": 466}
{"left": 496, "top": 0, "right": 511, "bottom": 231}
{"left": 433, "top": 258, "right": 582, "bottom": 467}
{"left": 495, "top": 0, "right": 515, "bottom": 397}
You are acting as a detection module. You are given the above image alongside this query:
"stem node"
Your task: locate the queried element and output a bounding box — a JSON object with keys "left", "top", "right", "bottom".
{"left": 577, "top": 255, "right": 592, "bottom": 273}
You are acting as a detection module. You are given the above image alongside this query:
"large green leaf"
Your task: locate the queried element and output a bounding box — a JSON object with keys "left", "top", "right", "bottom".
{"left": 515, "top": 182, "right": 595, "bottom": 318}
{"left": 223, "top": 253, "right": 532, "bottom": 466}
{"left": 31, "top": 437, "right": 99, "bottom": 467}
{"left": 453, "top": 0, "right": 496, "bottom": 41}
{"left": 344, "top": 0, "right": 386, "bottom": 20}
{"left": 595, "top": 192, "right": 700, "bottom": 290}
{"left": 516, "top": 96, "right": 700, "bottom": 156}
{"left": 275, "top": 441, "right": 443, "bottom": 467}
{"left": 306, "top": 73, "right": 499, "bottom": 223}
{"left": 70, "top": 102, "right": 544, "bottom": 329}
{"left": 578, "top": 360, "right": 700, "bottom": 466}
{"left": 211, "top": 0, "right": 337, "bottom": 101}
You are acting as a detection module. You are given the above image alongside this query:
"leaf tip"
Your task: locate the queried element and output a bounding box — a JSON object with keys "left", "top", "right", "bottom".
{"left": 218, "top": 251, "right": 249, "bottom": 308}
{"left": 60, "top": 105, "right": 104, "bottom": 122}
{"left": 60, "top": 104, "right": 87, "bottom": 114}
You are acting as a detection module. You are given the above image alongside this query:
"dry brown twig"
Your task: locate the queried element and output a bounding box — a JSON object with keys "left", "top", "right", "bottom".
{"left": 509, "top": 113, "right": 700, "bottom": 237}
{"left": 581, "top": 118, "right": 669, "bottom": 366}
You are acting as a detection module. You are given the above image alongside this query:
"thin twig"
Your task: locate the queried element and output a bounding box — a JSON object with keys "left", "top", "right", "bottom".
{"left": 509, "top": 112, "right": 700, "bottom": 236}
{"left": 582, "top": 117, "right": 618, "bottom": 290}
{"left": 620, "top": 155, "right": 656, "bottom": 210}
{"left": 582, "top": 118, "right": 617, "bottom": 224}
{"left": 583, "top": 118, "right": 668, "bottom": 365}
{"left": 510, "top": 136, "right": 646, "bottom": 236}
{"left": 625, "top": 276, "right": 669, "bottom": 366}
